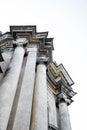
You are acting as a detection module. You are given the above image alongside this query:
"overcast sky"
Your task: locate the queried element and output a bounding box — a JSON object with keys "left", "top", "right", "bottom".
{"left": 0, "top": 0, "right": 87, "bottom": 129}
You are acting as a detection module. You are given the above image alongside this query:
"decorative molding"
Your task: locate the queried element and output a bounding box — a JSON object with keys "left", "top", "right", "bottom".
{"left": 47, "top": 62, "right": 76, "bottom": 103}
{"left": 10, "top": 25, "right": 36, "bottom": 34}
{"left": 0, "top": 26, "right": 53, "bottom": 63}
{"left": 0, "top": 33, "right": 13, "bottom": 43}
{"left": 47, "top": 72, "right": 76, "bottom": 98}
{"left": 48, "top": 63, "right": 74, "bottom": 86}
{"left": 13, "top": 38, "right": 28, "bottom": 46}
{"left": 56, "top": 93, "right": 73, "bottom": 106}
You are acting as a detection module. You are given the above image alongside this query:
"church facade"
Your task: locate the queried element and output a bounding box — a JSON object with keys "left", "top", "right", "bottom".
{"left": 0, "top": 26, "right": 76, "bottom": 130}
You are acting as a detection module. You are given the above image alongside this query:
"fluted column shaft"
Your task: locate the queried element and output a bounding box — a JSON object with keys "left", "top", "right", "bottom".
{"left": 31, "top": 63, "right": 48, "bottom": 130}
{"left": 0, "top": 43, "right": 25, "bottom": 130}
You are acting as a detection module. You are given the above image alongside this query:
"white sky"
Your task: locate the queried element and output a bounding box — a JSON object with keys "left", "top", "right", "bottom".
{"left": 0, "top": 0, "right": 87, "bottom": 129}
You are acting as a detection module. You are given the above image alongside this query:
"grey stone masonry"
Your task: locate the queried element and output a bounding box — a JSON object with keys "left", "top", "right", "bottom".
{"left": 0, "top": 51, "right": 13, "bottom": 83}
{"left": 57, "top": 93, "right": 72, "bottom": 130}
{"left": 30, "top": 63, "right": 48, "bottom": 130}
{"left": 0, "top": 25, "right": 76, "bottom": 130}
{"left": 48, "top": 89, "right": 58, "bottom": 128}
{"left": 12, "top": 47, "right": 37, "bottom": 130}
{"left": 0, "top": 38, "right": 26, "bottom": 130}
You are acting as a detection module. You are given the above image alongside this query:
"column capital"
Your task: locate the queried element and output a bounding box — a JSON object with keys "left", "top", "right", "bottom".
{"left": 37, "top": 56, "right": 49, "bottom": 65}
{"left": 13, "top": 38, "right": 28, "bottom": 47}
{"left": 56, "top": 93, "right": 73, "bottom": 106}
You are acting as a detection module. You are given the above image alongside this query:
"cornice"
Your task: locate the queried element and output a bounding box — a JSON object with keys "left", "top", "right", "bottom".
{"left": 47, "top": 72, "right": 76, "bottom": 98}
{"left": 0, "top": 25, "right": 54, "bottom": 63}
{"left": 47, "top": 62, "right": 76, "bottom": 100}
{"left": 47, "top": 79, "right": 58, "bottom": 95}
{"left": 0, "top": 33, "right": 13, "bottom": 43}
{"left": 10, "top": 25, "right": 36, "bottom": 34}
{"left": 48, "top": 62, "right": 74, "bottom": 86}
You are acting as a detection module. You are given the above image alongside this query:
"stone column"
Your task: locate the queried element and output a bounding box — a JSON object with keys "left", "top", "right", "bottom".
{"left": 31, "top": 60, "right": 48, "bottom": 130}
{"left": 0, "top": 51, "right": 13, "bottom": 83}
{"left": 12, "top": 47, "right": 37, "bottom": 130}
{"left": 0, "top": 38, "right": 27, "bottom": 130}
{"left": 57, "top": 93, "right": 72, "bottom": 130}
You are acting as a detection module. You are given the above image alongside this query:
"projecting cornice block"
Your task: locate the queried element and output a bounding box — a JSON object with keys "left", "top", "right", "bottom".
{"left": 47, "top": 62, "right": 76, "bottom": 99}
{"left": 48, "top": 62, "right": 74, "bottom": 86}
{"left": 10, "top": 25, "right": 36, "bottom": 34}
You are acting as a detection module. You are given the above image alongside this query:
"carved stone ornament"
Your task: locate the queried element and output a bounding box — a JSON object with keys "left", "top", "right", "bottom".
{"left": 37, "top": 56, "right": 49, "bottom": 64}
{"left": 56, "top": 93, "right": 73, "bottom": 106}
{"left": 13, "top": 38, "right": 28, "bottom": 46}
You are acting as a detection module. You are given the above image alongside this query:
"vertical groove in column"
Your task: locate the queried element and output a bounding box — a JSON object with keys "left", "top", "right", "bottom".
{"left": 30, "top": 64, "right": 48, "bottom": 130}
{"left": 0, "top": 46, "right": 25, "bottom": 130}
{"left": 12, "top": 48, "right": 37, "bottom": 130}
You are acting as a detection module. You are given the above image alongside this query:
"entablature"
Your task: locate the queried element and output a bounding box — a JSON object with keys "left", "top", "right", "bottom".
{"left": 0, "top": 25, "right": 54, "bottom": 63}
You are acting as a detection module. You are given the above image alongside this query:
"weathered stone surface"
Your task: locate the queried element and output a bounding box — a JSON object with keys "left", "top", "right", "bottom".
{"left": 12, "top": 47, "right": 37, "bottom": 130}
{"left": 0, "top": 26, "right": 76, "bottom": 130}
{"left": 0, "top": 46, "right": 25, "bottom": 130}
{"left": 30, "top": 63, "right": 48, "bottom": 130}
{"left": 7, "top": 56, "right": 27, "bottom": 130}
{"left": 0, "top": 51, "right": 13, "bottom": 83}
{"left": 48, "top": 88, "right": 58, "bottom": 128}
{"left": 59, "top": 102, "right": 72, "bottom": 130}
